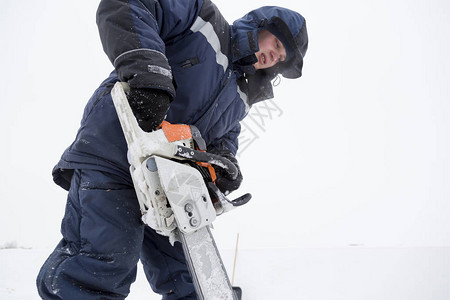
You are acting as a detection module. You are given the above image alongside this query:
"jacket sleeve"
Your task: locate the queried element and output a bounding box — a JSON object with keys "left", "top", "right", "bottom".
{"left": 96, "top": 0, "right": 202, "bottom": 97}
{"left": 208, "top": 123, "right": 241, "bottom": 155}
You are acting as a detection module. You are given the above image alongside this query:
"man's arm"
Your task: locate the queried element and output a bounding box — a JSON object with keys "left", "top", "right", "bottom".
{"left": 209, "top": 123, "right": 241, "bottom": 156}
{"left": 96, "top": 0, "right": 202, "bottom": 131}
{"left": 208, "top": 123, "right": 243, "bottom": 194}
{"left": 96, "top": 0, "right": 202, "bottom": 95}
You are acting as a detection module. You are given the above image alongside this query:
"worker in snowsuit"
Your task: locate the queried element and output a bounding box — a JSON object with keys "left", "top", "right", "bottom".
{"left": 36, "top": 0, "right": 308, "bottom": 299}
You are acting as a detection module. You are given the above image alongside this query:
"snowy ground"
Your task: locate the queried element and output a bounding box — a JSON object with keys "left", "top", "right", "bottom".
{"left": 1, "top": 247, "right": 449, "bottom": 300}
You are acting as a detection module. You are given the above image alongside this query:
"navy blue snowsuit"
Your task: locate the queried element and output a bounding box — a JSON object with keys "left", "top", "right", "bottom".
{"left": 37, "top": 0, "right": 307, "bottom": 299}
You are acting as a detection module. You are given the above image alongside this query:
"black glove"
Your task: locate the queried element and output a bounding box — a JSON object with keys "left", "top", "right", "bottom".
{"left": 209, "top": 148, "right": 243, "bottom": 195}
{"left": 127, "top": 88, "right": 171, "bottom": 132}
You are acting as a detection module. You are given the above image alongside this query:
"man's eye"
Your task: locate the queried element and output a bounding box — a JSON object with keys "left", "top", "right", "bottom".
{"left": 276, "top": 40, "right": 280, "bottom": 48}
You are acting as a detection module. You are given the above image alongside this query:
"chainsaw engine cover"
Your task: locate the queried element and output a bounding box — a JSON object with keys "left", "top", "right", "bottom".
{"left": 144, "top": 156, "right": 216, "bottom": 234}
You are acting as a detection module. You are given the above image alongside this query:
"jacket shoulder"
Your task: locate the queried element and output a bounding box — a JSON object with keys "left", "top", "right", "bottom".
{"left": 191, "top": 0, "right": 230, "bottom": 59}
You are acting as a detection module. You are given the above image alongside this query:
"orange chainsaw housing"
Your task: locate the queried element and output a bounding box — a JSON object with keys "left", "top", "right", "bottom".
{"left": 160, "top": 121, "right": 217, "bottom": 182}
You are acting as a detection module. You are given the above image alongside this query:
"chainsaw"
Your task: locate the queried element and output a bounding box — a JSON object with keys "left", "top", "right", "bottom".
{"left": 111, "top": 82, "right": 250, "bottom": 300}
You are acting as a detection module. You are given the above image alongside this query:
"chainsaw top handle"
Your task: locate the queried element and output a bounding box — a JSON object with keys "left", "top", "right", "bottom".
{"left": 158, "top": 121, "right": 238, "bottom": 180}
{"left": 174, "top": 145, "right": 239, "bottom": 180}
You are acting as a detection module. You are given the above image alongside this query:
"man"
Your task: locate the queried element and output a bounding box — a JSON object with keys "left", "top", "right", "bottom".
{"left": 37, "top": 0, "right": 308, "bottom": 299}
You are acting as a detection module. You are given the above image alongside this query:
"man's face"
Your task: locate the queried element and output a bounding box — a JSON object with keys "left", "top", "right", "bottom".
{"left": 253, "top": 30, "right": 287, "bottom": 70}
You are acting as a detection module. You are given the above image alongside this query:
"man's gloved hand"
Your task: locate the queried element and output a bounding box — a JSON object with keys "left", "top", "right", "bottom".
{"left": 209, "top": 148, "right": 243, "bottom": 195}
{"left": 127, "top": 88, "right": 171, "bottom": 132}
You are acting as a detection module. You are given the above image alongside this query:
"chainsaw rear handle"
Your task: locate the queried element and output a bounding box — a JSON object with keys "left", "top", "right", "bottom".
{"left": 174, "top": 145, "right": 239, "bottom": 180}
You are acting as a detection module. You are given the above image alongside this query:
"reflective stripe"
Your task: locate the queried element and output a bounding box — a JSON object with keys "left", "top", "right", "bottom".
{"left": 147, "top": 65, "right": 173, "bottom": 79}
{"left": 237, "top": 85, "right": 250, "bottom": 114}
{"left": 191, "top": 17, "right": 228, "bottom": 72}
{"left": 191, "top": 16, "right": 248, "bottom": 117}
{"left": 113, "top": 48, "right": 169, "bottom": 66}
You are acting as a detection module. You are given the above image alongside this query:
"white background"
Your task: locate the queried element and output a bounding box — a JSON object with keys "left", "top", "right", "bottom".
{"left": 1, "top": 0, "right": 449, "bottom": 252}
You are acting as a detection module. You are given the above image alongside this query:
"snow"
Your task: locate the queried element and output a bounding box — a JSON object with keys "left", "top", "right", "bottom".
{"left": 1, "top": 246, "right": 450, "bottom": 299}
